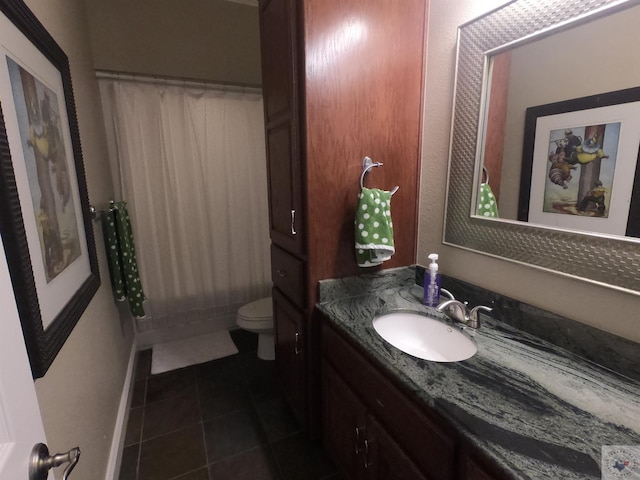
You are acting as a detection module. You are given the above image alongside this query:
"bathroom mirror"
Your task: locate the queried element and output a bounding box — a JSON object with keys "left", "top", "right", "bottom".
{"left": 444, "top": 0, "right": 640, "bottom": 295}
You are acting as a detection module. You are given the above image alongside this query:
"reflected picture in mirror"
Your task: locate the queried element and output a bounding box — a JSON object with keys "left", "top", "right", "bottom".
{"left": 517, "top": 88, "right": 640, "bottom": 238}
{"left": 444, "top": 0, "right": 640, "bottom": 295}
{"left": 477, "top": 2, "right": 640, "bottom": 241}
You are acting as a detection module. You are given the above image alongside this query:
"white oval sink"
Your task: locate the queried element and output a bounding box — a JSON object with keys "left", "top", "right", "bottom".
{"left": 372, "top": 312, "right": 477, "bottom": 362}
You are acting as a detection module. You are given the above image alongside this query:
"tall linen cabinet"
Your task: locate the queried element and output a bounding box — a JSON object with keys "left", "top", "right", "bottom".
{"left": 259, "top": 0, "right": 428, "bottom": 433}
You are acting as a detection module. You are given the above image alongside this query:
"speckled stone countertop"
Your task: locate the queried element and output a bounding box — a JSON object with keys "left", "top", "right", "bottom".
{"left": 317, "top": 267, "right": 640, "bottom": 480}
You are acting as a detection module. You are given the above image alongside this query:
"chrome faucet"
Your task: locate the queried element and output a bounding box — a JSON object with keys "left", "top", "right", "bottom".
{"left": 436, "top": 298, "right": 492, "bottom": 329}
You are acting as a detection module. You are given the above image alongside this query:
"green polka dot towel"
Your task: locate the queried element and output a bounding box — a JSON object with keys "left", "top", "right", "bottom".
{"left": 355, "top": 187, "right": 395, "bottom": 267}
{"left": 477, "top": 183, "right": 499, "bottom": 218}
{"left": 102, "top": 201, "right": 146, "bottom": 318}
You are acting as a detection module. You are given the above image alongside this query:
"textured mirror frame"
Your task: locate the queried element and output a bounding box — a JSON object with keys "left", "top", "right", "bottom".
{"left": 444, "top": 0, "right": 640, "bottom": 295}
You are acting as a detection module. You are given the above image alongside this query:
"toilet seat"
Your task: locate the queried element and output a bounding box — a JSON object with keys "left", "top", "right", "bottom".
{"left": 236, "top": 297, "right": 274, "bottom": 360}
{"left": 237, "top": 297, "right": 273, "bottom": 330}
{"left": 237, "top": 297, "right": 273, "bottom": 322}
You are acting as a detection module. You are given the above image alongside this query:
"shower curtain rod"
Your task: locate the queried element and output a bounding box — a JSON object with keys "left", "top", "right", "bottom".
{"left": 95, "top": 70, "right": 262, "bottom": 94}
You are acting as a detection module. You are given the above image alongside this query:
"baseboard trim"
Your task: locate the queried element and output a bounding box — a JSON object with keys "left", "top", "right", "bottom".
{"left": 104, "top": 337, "right": 137, "bottom": 480}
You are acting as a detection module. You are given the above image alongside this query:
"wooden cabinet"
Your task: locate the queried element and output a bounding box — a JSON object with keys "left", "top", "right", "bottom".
{"left": 272, "top": 289, "right": 306, "bottom": 425}
{"left": 323, "top": 360, "right": 428, "bottom": 480}
{"left": 322, "top": 321, "right": 456, "bottom": 480}
{"left": 271, "top": 245, "right": 306, "bottom": 307}
{"left": 261, "top": 0, "right": 305, "bottom": 256}
{"left": 457, "top": 445, "right": 511, "bottom": 480}
{"left": 259, "top": 0, "right": 427, "bottom": 433}
{"left": 367, "top": 415, "right": 429, "bottom": 480}
{"left": 322, "top": 360, "right": 367, "bottom": 478}
{"left": 462, "top": 457, "right": 495, "bottom": 480}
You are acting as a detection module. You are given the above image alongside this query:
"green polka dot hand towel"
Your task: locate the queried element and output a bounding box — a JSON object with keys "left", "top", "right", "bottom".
{"left": 102, "top": 201, "right": 146, "bottom": 318}
{"left": 477, "top": 183, "right": 499, "bottom": 218}
{"left": 355, "top": 187, "right": 395, "bottom": 267}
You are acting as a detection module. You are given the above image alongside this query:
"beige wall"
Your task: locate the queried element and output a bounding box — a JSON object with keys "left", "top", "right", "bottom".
{"left": 83, "top": 0, "right": 262, "bottom": 85}
{"left": 418, "top": 0, "right": 640, "bottom": 344}
{"left": 22, "top": 0, "right": 135, "bottom": 478}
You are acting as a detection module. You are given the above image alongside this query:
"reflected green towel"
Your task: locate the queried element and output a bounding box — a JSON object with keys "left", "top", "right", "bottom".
{"left": 355, "top": 187, "right": 394, "bottom": 267}
{"left": 477, "top": 183, "right": 499, "bottom": 218}
{"left": 102, "top": 201, "right": 146, "bottom": 317}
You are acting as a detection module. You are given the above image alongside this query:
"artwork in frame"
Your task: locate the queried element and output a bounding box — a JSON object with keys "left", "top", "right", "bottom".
{"left": 518, "top": 87, "right": 640, "bottom": 238}
{"left": 0, "top": 0, "right": 99, "bottom": 378}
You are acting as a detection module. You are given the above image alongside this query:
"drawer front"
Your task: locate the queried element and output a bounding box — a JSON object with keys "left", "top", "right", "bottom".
{"left": 271, "top": 244, "right": 305, "bottom": 308}
{"left": 322, "top": 322, "right": 456, "bottom": 480}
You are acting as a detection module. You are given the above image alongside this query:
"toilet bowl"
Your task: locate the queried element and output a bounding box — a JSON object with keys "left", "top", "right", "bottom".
{"left": 236, "top": 297, "right": 274, "bottom": 360}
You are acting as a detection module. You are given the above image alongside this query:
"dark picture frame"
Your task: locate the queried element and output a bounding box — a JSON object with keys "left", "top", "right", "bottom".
{"left": 518, "top": 86, "right": 640, "bottom": 238}
{"left": 0, "top": 0, "right": 99, "bottom": 378}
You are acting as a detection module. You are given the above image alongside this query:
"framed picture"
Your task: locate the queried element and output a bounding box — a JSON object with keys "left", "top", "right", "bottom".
{"left": 0, "top": 1, "right": 99, "bottom": 378}
{"left": 518, "top": 87, "right": 640, "bottom": 238}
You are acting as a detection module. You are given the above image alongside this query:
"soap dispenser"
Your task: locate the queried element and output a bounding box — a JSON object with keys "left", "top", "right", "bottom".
{"left": 423, "top": 253, "right": 441, "bottom": 307}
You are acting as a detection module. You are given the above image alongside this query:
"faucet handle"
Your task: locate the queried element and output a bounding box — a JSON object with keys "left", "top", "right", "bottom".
{"left": 467, "top": 305, "right": 492, "bottom": 328}
{"left": 436, "top": 299, "right": 467, "bottom": 324}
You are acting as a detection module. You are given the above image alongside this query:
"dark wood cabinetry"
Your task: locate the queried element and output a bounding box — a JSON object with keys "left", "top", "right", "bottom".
{"left": 322, "top": 360, "right": 367, "bottom": 477}
{"left": 457, "top": 444, "right": 510, "bottom": 480}
{"left": 323, "top": 360, "right": 428, "bottom": 480}
{"left": 259, "top": 0, "right": 427, "bottom": 433}
{"left": 462, "top": 457, "right": 495, "bottom": 480}
{"left": 367, "top": 415, "right": 429, "bottom": 480}
{"left": 322, "top": 321, "right": 455, "bottom": 480}
{"left": 261, "top": 0, "right": 305, "bottom": 257}
{"left": 272, "top": 289, "right": 306, "bottom": 424}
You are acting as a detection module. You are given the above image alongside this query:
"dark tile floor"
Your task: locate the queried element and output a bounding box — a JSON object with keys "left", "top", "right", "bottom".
{"left": 119, "top": 329, "right": 338, "bottom": 480}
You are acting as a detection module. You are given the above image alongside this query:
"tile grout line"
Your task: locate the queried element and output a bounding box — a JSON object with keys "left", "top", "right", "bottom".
{"left": 134, "top": 364, "right": 148, "bottom": 480}
{"left": 194, "top": 362, "right": 213, "bottom": 480}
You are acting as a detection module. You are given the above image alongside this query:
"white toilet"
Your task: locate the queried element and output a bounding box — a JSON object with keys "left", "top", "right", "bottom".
{"left": 236, "top": 297, "right": 274, "bottom": 360}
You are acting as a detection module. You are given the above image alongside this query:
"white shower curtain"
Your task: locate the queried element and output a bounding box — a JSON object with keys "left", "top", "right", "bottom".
{"left": 98, "top": 76, "right": 271, "bottom": 331}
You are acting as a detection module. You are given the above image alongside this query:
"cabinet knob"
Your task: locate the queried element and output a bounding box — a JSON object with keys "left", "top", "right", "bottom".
{"left": 276, "top": 269, "right": 288, "bottom": 278}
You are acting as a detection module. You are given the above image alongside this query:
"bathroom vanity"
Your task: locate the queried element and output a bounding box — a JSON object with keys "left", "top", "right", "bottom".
{"left": 317, "top": 267, "right": 640, "bottom": 480}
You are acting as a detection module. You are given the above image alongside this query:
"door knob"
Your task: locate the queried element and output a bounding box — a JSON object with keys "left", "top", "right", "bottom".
{"left": 29, "top": 443, "right": 80, "bottom": 480}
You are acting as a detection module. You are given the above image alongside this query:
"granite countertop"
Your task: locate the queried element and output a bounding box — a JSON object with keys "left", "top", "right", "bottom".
{"left": 317, "top": 268, "right": 640, "bottom": 480}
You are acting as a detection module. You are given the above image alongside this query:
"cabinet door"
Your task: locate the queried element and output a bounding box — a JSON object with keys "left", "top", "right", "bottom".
{"left": 460, "top": 453, "right": 506, "bottom": 480}
{"left": 322, "top": 321, "right": 456, "bottom": 479}
{"left": 322, "top": 361, "right": 367, "bottom": 480}
{"left": 264, "top": 121, "right": 304, "bottom": 254}
{"left": 273, "top": 288, "right": 306, "bottom": 425}
{"left": 260, "top": 0, "right": 304, "bottom": 255}
{"left": 259, "top": 0, "right": 296, "bottom": 123}
{"left": 463, "top": 459, "right": 494, "bottom": 480}
{"left": 366, "top": 415, "right": 429, "bottom": 480}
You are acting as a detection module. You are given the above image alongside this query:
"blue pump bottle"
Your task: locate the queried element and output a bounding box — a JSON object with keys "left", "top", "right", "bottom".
{"left": 423, "top": 253, "right": 441, "bottom": 307}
